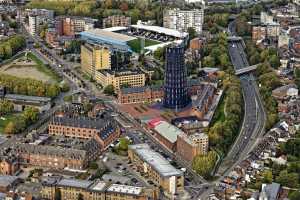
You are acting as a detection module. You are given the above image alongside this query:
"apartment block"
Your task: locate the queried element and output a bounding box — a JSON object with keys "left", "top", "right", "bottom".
{"left": 48, "top": 116, "right": 120, "bottom": 150}
{"left": 102, "top": 15, "right": 131, "bottom": 28}
{"left": 163, "top": 8, "right": 204, "bottom": 34}
{"left": 28, "top": 15, "right": 40, "bottom": 36}
{"left": 176, "top": 132, "right": 209, "bottom": 162}
{"left": 81, "top": 43, "right": 112, "bottom": 76}
{"left": 128, "top": 144, "right": 184, "bottom": 196}
{"left": 56, "top": 16, "right": 96, "bottom": 37}
{"left": 41, "top": 177, "right": 157, "bottom": 200}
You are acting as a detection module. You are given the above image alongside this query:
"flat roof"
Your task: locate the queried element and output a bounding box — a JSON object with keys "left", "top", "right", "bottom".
{"left": 103, "top": 26, "right": 128, "bottom": 32}
{"left": 81, "top": 28, "right": 135, "bottom": 43}
{"left": 5, "top": 94, "right": 51, "bottom": 102}
{"left": 129, "top": 144, "right": 183, "bottom": 177}
{"left": 153, "top": 121, "right": 184, "bottom": 143}
{"left": 0, "top": 175, "right": 19, "bottom": 188}
{"left": 57, "top": 179, "right": 93, "bottom": 189}
{"left": 106, "top": 184, "right": 143, "bottom": 195}
{"left": 90, "top": 181, "right": 107, "bottom": 192}
{"left": 131, "top": 24, "right": 188, "bottom": 38}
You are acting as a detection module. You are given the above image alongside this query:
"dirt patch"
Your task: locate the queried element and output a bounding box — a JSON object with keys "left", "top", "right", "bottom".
{"left": 1, "top": 66, "right": 55, "bottom": 83}
{"left": 0, "top": 56, "right": 56, "bottom": 83}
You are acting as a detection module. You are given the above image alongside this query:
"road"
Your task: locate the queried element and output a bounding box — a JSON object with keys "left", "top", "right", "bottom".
{"left": 197, "top": 21, "right": 266, "bottom": 200}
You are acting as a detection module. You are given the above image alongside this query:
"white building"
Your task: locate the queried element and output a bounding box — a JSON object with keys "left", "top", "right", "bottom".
{"left": 28, "top": 15, "right": 40, "bottom": 36}
{"left": 163, "top": 8, "right": 204, "bottom": 34}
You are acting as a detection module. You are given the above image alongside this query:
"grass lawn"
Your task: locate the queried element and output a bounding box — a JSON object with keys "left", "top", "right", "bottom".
{"left": 26, "top": 52, "right": 61, "bottom": 82}
{"left": 128, "top": 38, "right": 160, "bottom": 53}
{"left": 0, "top": 113, "right": 19, "bottom": 133}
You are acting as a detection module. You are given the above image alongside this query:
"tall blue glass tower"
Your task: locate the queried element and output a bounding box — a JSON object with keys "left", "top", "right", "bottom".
{"left": 163, "top": 44, "right": 190, "bottom": 109}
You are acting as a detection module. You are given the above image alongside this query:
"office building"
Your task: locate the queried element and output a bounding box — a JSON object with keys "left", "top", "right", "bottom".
{"left": 128, "top": 144, "right": 184, "bottom": 196}
{"left": 81, "top": 43, "right": 112, "bottom": 76}
{"left": 176, "top": 132, "right": 208, "bottom": 162}
{"left": 163, "top": 44, "right": 190, "bottom": 109}
{"left": 102, "top": 15, "right": 131, "bottom": 28}
{"left": 163, "top": 8, "right": 204, "bottom": 34}
{"left": 94, "top": 69, "right": 146, "bottom": 92}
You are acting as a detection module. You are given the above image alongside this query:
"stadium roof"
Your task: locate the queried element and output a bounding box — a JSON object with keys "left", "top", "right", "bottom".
{"left": 81, "top": 29, "right": 135, "bottom": 43}
{"left": 129, "top": 144, "right": 183, "bottom": 177}
{"left": 80, "top": 29, "right": 135, "bottom": 52}
{"left": 131, "top": 24, "right": 188, "bottom": 38}
{"left": 145, "top": 40, "right": 183, "bottom": 52}
{"left": 102, "top": 26, "right": 128, "bottom": 32}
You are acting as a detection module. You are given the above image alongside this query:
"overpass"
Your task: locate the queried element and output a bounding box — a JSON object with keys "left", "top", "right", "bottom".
{"left": 235, "top": 64, "right": 259, "bottom": 75}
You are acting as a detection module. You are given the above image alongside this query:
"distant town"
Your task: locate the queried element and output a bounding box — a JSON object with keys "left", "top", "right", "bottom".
{"left": 0, "top": 0, "right": 298, "bottom": 200}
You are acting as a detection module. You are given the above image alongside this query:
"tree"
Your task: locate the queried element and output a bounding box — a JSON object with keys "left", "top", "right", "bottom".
{"left": 4, "top": 121, "right": 16, "bottom": 134}
{"left": 269, "top": 55, "right": 280, "bottom": 69}
{"left": 289, "top": 191, "right": 300, "bottom": 200}
{"left": 103, "top": 85, "right": 115, "bottom": 95}
{"left": 188, "top": 27, "right": 197, "bottom": 40}
{"left": 276, "top": 170, "right": 299, "bottom": 188}
{"left": 262, "top": 170, "right": 273, "bottom": 183}
{"left": 89, "top": 162, "right": 98, "bottom": 170}
{"left": 118, "top": 137, "right": 131, "bottom": 151}
{"left": 192, "top": 151, "right": 217, "bottom": 178}
{"left": 22, "top": 107, "right": 39, "bottom": 125}
{"left": 153, "top": 47, "right": 165, "bottom": 61}
{"left": 202, "top": 56, "right": 215, "bottom": 67}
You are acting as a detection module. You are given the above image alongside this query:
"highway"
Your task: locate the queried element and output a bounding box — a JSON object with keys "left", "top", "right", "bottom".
{"left": 197, "top": 21, "right": 266, "bottom": 200}
{"left": 217, "top": 29, "right": 266, "bottom": 175}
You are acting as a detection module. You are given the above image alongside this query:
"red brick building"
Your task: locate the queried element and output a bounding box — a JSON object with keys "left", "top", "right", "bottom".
{"left": 118, "top": 80, "right": 206, "bottom": 104}
{"left": 48, "top": 116, "right": 121, "bottom": 151}
{"left": 176, "top": 132, "right": 208, "bottom": 162}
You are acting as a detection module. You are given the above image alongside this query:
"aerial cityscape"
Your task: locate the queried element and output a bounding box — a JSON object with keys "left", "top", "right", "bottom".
{"left": 0, "top": 0, "right": 299, "bottom": 200}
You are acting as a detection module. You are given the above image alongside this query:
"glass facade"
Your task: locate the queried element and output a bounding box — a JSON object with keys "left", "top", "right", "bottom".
{"left": 163, "top": 44, "right": 190, "bottom": 109}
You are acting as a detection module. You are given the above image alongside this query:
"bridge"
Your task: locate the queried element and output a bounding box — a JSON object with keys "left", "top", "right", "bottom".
{"left": 235, "top": 64, "right": 259, "bottom": 75}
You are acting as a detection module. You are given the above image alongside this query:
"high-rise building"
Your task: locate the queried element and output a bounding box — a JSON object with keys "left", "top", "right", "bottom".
{"left": 81, "top": 43, "right": 112, "bottom": 76}
{"left": 28, "top": 15, "right": 40, "bottom": 36}
{"left": 163, "top": 44, "right": 190, "bottom": 109}
{"left": 163, "top": 8, "right": 204, "bottom": 34}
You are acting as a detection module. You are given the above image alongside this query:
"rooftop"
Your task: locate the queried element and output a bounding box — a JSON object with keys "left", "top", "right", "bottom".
{"left": 106, "top": 184, "right": 143, "bottom": 195}
{"left": 153, "top": 120, "right": 184, "bottom": 143}
{"left": 90, "top": 181, "right": 107, "bottom": 192}
{"left": 129, "top": 144, "right": 183, "bottom": 177}
{"left": 58, "top": 178, "right": 93, "bottom": 189}
{"left": 0, "top": 175, "right": 19, "bottom": 188}
{"left": 51, "top": 116, "right": 111, "bottom": 130}
{"left": 5, "top": 94, "right": 51, "bottom": 102}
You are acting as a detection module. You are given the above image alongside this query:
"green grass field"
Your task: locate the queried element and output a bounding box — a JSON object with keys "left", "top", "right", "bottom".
{"left": 128, "top": 38, "right": 161, "bottom": 53}
{"left": 0, "top": 113, "right": 19, "bottom": 133}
